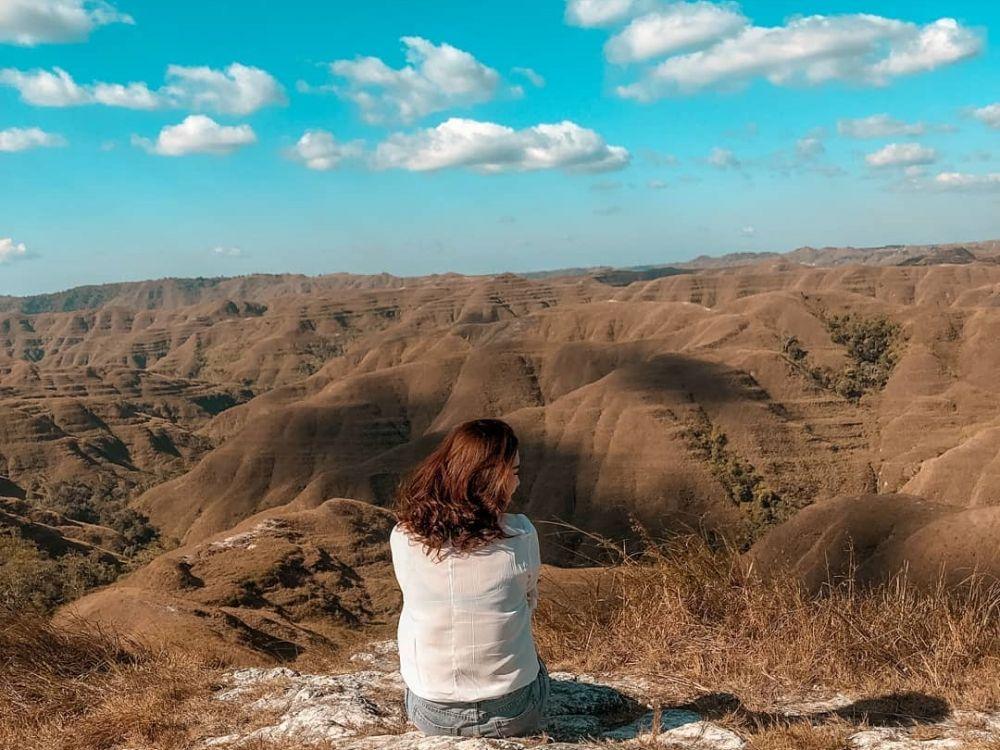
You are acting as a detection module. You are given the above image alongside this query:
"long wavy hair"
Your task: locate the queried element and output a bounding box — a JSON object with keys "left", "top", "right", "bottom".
{"left": 394, "top": 419, "right": 519, "bottom": 556}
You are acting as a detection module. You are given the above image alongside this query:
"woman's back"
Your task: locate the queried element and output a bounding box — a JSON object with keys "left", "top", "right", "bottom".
{"left": 390, "top": 512, "right": 541, "bottom": 702}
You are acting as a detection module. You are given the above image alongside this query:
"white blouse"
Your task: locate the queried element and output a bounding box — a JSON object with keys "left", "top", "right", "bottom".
{"left": 389, "top": 513, "right": 541, "bottom": 702}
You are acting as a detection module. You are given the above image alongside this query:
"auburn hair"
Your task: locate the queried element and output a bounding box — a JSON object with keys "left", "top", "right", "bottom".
{"left": 394, "top": 419, "right": 519, "bottom": 556}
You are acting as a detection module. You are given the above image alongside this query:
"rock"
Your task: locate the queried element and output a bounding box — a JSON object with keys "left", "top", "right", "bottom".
{"left": 211, "top": 666, "right": 405, "bottom": 744}
{"left": 335, "top": 735, "right": 530, "bottom": 750}
{"left": 848, "top": 730, "right": 966, "bottom": 750}
{"left": 847, "top": 710, "right": 1000, "bottom": 750}
{"left": 203, "top": 640, "right": 746, "bottom": 749}
{"left": 603, "top": 710, "right": 745, "bottom": 749}
{"left": 204, "top": 640, "right": 1000, "bottom": 750}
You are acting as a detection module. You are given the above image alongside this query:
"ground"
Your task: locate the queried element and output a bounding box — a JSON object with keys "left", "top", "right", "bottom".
{"left": 200, "top": 640, "right": 1000, "bottom": 750}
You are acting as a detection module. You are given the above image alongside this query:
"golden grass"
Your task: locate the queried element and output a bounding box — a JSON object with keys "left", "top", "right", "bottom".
{"left": 2, "top": 534, "right": 998, "bottom": 748}
{"left": 0, "top": 613, "right": 241, "bottom": 750}
{"left": 535, "top": 534, "right": 1000, "bottom": 712}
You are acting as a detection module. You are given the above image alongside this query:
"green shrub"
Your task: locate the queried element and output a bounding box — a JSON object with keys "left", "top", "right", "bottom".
{"left": 0, "top": 532, "right": 119, "bottom": 613}
{"left": 784, "top": 313, "right": 904, "bottom": 402}
{"left": 685, "top": 412, "right": 790, "bottom": 546}
{"left": 42, "top": 482, "right": 158, "bottom": 555}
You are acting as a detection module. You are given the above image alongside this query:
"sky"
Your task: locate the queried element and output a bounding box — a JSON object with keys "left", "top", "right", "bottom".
{"left": 0, "top": 0, "right": 998, "bottom": 295}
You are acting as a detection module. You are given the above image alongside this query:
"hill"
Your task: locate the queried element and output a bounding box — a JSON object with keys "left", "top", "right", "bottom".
{"left": 0, "top": 242, "right": 999, "bottom": 592}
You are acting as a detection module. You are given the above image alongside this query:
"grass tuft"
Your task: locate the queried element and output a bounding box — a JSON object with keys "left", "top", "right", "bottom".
{"left": 535, "top": 534, "right": 1000, "bottom": 711}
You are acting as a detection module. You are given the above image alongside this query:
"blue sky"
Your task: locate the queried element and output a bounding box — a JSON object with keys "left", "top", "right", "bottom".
{"left": 0, "top": 0, "right": 998, "bottom": 295}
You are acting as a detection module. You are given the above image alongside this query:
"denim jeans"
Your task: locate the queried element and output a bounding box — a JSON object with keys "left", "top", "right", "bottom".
{"left": 404, "top": 659, "right": 550, "bottom": 738}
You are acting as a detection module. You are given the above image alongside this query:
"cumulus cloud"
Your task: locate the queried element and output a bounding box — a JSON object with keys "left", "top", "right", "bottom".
{"left": 0, "top": 66, "right": 159, "bottom": 108}
{"left": 609, "top": 12, "right": 981, "bottom": 100}
{"left": 605, "top": 2, "right": 746, "bottom": 63}
{"left": 0, "top": 63, "right": 284, "bottom": 114}
{"left": 373, "top": 118, "right": 630, "bottom": 173}
{"left": 288, "top": 130, "right": 364, "bottom": 171}
{"left": 740, "top": 225, "right": 756, "bottom": 236}
{"left": 132, "top": 115, "right": 256, "bottom": 156}
{"left": 329, "top": 37, "right": 501, "bottom": 124}
{"left": 0, "top": 126, "right": 66, "bottom": 151}
{"left": 707, "top": 146, "right": 740, "bottom": 169}
{"left": 932, "top": 172, "right": 1000, "bottom": 191}
{"left": 838, "top": 113, "right": 927, "bottom": 138}
{"left": 0, "top": 237, "right": 34, "bottom": 262}
{"left": 0, "top": 0, "right": 132, "bottom": 46}
{"left": 865, "top": 142, "right": 937, "bottom": 168}
{"left": 512, "top": 67, "right": 545, "bottom": 87}
{"left": 869, "top": 19, "right": 980, "bottom": 78}
{"left": 565, "top": 0, "right": 655, "bottom": 27}
{"left": 971, "top": 103, "right": 1000, "bottom": 130}
{"left": 162, "top": 63, "right": 286, "bottom": 115}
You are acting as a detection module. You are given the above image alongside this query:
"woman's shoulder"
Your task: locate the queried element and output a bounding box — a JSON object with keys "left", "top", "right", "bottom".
{"left": 389, "top": 523, "right": 412, "bottom": 546}
{"left": 501, "top": 513, "right": 537, "bottom": 536}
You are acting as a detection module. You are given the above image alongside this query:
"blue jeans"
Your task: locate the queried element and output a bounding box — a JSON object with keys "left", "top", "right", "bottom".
{"left": 404, "top": 659, "right": 550, "bottom": 738}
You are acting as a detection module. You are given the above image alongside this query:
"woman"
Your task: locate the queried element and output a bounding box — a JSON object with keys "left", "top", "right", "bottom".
{"left": 390, "top": 418, "right": 548, "bottom": 739}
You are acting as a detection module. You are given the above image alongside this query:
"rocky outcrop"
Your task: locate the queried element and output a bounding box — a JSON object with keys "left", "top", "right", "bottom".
{"left": 201, "top": 640, "right": 1000, "bottom": 750}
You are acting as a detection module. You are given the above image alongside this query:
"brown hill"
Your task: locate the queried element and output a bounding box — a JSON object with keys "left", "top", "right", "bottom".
{"left": 680, "top": 239, "right": 1000, "bottom": 269}
{"left": 130, "top": 263, "right": 1000, "bottom": 561}
{"left": 0, "top": 252, "right": 998, "bottom": 572}
{"left": 747, "top": 493, "right": 1000, "bottom": 591}
{"left": 60, "top": 498, "right": 400, "bottom": 663}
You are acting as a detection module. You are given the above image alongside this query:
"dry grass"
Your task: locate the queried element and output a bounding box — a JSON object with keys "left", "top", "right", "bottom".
{"left": 0, "top": 612, "right": 254, "bottom": 750}
{"left": 535, "top": 533, "right": 1000, "bottom": 713}
{"left": 0, "top": 611, "right": 401, "bottom": 750}
{"left": 3, "top": 533, "right": 998, "bottom": 748}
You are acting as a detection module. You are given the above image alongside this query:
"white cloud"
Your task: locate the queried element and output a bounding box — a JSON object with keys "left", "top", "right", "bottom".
{"left": 212, "top": 246, "right": 243, "bottom": 257}
{"left": 0, "top": 238, "right": 33, "bottom": 262}
{"left": 837, "top": 113, "right": 926, "bottom": 138}
{"left": 330, "top": 37, "right": 501, "bottom": 124}
{"left": 647, "top": 179, "right": 668, "bottom": 189}
{"left": 740, "top": 225, "right": 756, "bottom": 236}
{"left": 795, "top": 136, "right": 824, "bottom": 159}
{"left": 707, "top": 146, "right": 740, "bottom": 169}
{"left": 971, "top": 103, "right": 1000, "bottom": 130}
{"left": 605, "top": 2, "right": 747, "bottom": 63}
{"left": 373, "top": 118, "right": 629, "bottom": 173}
{"left": 512, "top": 67, "right": 545, "bottom": 87}
{"left": 865, "top": 142, "right": 937, "bottom": 168}
{"left": 162, "top": 63, "right": 286, "bottom": 115}
{"left": 565, "top": 0, "right": 654, "bottom": 27}
{"left": 0, "top": 63, "right": 284, "bottom": 114}
{"left": 289, "top": 130, "right": 364, "bottom": 171}
{"left": 932, "top": 172, "right": 1000, "bottom": 191}
{"left": 615, "top": 14, "right": 982, "bottom": 99}
{"left": 0, "top": 66, "right": 160, "bottom": 108}
{"left": 0, "top": 0, "right": 131, "bottom": 46}
{"left": 870, "top": 19, "right": 980, "bottom": 78}
{"left": 133, "top": 115, "right": 256, "bottom": 156}
{"left": 0, "top": 126, "right": 66, "bottom": 151}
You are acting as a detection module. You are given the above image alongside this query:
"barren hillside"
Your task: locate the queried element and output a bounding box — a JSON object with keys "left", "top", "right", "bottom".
{"left": 2, "top": 242, "right": 1000, "bottom": 599}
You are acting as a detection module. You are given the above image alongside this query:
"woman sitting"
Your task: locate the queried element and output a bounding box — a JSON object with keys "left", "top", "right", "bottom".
{"left": 390, "top": 418, "right": 548, "bottom": 739}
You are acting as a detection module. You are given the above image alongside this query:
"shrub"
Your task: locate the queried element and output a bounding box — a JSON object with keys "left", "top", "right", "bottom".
{"left": 0, "top": 532, "right": 120, "bottom": 614}
{"left": 41, "top": 482, "right": 159, "bottom": 555}
{"left": 785, "top": 313, "right": 904, "bottom": 401}
{"left": 684, "top": 412, "right": 790, "bottom": 545}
